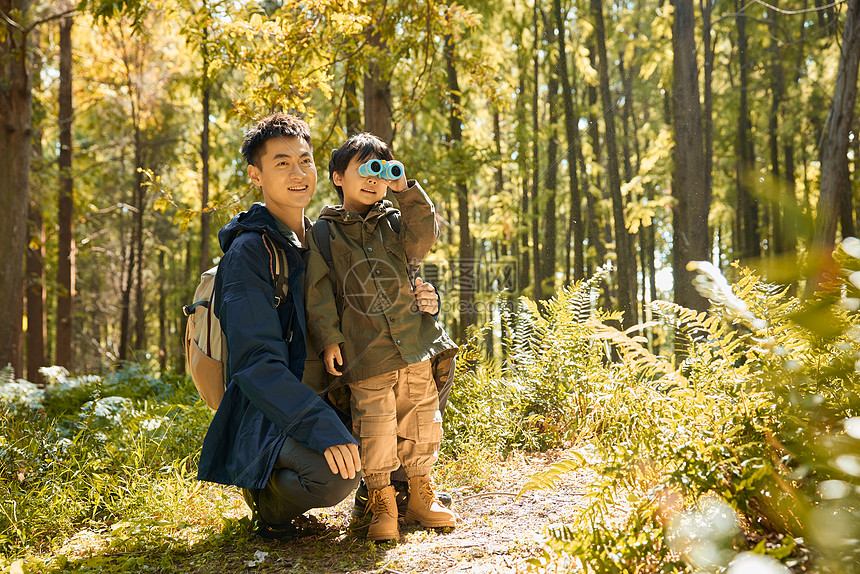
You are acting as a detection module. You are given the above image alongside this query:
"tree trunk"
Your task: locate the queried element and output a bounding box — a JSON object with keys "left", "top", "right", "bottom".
{"left": 541, "top": 10, "right": 559, "bottom": 301}
{"left": 0, "top": 0, "right": 33, "bottom": 374}
{"left": 364, "top": 29, "right": 393, "bottom": 146}
{"left": 56, "top": 12, "right": 75, "bottom": 369}
{"left": 158, "top": 251, "right": 167, "bottom": 373}
{"left": 672, "top": 0, "right": 710, "bottom": 313}
{"left": 445, "top": 35, "right": 475, "bottom": 337}
{"left": 26, "top": 25, "right": 45, "bottom": 384}
{"left": 735, "top": 0, "right": 760, "bottom": 260}
{"left": 700, "top": 0, "right": 715, "bottom": 223}
{"left": 26, "top": 201, "right": 46, "bottom": 384}
{"left": 809, "top": 0, "right": 860, "bottom": 293}
{"left": 517, "top": 37, "right": 531, "bottom": 291}
{"left": 345, "top": 61, "right": 361, "bottom": 134}
{"left": 591, "top": 0, "right": 638, "bottom": 327}
{"left": 553, "top": 0, "right": 584, "bottom": 285}
{"left": 531, "top": 1, "right": 543, "bottom": 299}
{"left": 200, "top": 38, "right": 211, "bottom": 275}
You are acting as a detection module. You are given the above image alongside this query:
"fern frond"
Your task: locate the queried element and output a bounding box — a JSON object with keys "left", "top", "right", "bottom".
{"left": 518, "top": 453, "right": 588, "bottom": 498}
{"left": 586, "top": 318, "right": 687, "bottom": 386}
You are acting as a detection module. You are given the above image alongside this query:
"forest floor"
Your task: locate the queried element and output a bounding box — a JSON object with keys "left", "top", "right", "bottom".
{"left": 46, "top": 447, "right": 613, "bottom": 573}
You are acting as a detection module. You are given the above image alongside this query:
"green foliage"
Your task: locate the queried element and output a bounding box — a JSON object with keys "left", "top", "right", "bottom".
{"left": 444, "top": 268, "right": 614, "bottom": 457}
{"left": 0, "top": 365, "right": 211, "bottom": 557}
{"left": 516, "top": 253, "right": 860, "bottom": 572}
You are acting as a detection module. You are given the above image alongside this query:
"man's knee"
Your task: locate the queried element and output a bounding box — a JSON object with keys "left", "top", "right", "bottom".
{"left": 309, "top": 472, "right": 360, "bottom": 508}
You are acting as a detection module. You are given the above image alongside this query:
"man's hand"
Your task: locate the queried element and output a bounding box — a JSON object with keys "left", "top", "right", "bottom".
{"left": 413, "top": 277, "right": 439, "bottom": 315}
{"left": 323, "top": 443, "right": 361, "bottom": 479}
{"left": 323, "top": 344, "right": 344, "bottom": 376}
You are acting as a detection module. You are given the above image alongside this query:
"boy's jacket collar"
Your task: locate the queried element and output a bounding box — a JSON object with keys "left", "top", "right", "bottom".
{"left": 318, "top": 200, "right": 399, "bottom": 223}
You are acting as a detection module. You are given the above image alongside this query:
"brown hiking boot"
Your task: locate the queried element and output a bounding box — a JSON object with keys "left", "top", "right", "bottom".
{"left": 366, "top": 485, "right": 399, "bottom": 541}
{"left": 403, "top": 476, "right": 457, "bottom": 528}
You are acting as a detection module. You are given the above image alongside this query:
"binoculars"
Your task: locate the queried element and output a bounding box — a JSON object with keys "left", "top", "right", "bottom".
{"left": 357, "top": 159, "right": 404, "bottom": 180}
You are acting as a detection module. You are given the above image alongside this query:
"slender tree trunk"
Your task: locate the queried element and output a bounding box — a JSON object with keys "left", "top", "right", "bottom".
{"left": 781, "top": 0, "right": 806, "bottom": 256}
{"left": 364, "top": 29, "right": 393, "bottom": 146}
{"left": 586, "top": 47, "right": 605, "bottom": 276}
{"left": 700, "top": 0, "right": 715, "bottom": 222}
{"left": 26, "top": 26, "right": 46, "bottom": 384}
{"left": 0, "top": 0, "right": 33, "bottom": 374}
{"left": 735, "top": 0, "right": 760, "bottom": 260}
{"left": 158, "top": 251, "right": 167, "bottom": 373}
{"left": 26, "top": 201, "right": 46, "bottom": 383}
{"left": 516, "top": 41, "right": 531, "bottom": 290}
{"left": 809, "top": 0, "right": 860, "bottom": 292}
{"left": 672, "top": 0, "right": 710, "bottom": 313}
{"left": 531, "top": 1, "right": 543, "bottom": 298}
{"left": 554, "top": 0, "right": 584, "bottom": 284}
{"left": 541, "top": 10, "right": 559, "bottom": 301}
{"left": 345, "top": 61, "right": 361, "bottom": 134}
{"left": 591, "top": 0, "right": 638, "bottom": 327}
{"left": 200, "top": 39, "right": 211, "bottom": 275}
{"left": 119, "top": 105, "right": 142, "bottom": 361}
{"left": 133, "top": 179, "right": 146, "bottom": 353}
{"left": 445, "top": 34, "right": 475, "bottom": 336}
{"left": 56, "top": 12, "right": 75, "bottom": 369}
{"left": 765, "top": 1, "right": 786, "bottom": 255}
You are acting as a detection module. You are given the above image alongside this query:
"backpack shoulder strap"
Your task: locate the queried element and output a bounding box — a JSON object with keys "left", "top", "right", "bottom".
{"left": 386, "top": 211, "right": 401, "bottom": 234}
{"left": 311, "top": 218, "right": 334, "bottom": 269}
{"left": 261, "top": 232, "right": 289, "bottom": 307}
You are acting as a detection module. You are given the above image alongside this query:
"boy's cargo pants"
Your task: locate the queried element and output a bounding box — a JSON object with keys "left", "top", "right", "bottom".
{"left": 349, "top": 359, "right": 443, "bottom": 481}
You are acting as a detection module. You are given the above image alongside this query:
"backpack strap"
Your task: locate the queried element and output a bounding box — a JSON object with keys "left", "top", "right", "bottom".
{"left": 311, "top": 212, "right": 401, "bottom": 271}
{"left": 261, "top": 232, "right": 290, "bottom": 307}
{"left": 386, "top": 211, "right": 401, "bottom": 234}
{"left": 311, "top": 219, "right": 335, "bottom": 269}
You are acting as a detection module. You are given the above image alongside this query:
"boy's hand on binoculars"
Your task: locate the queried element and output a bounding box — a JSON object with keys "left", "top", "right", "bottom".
{"left": 386, "top": 172, "right": 407, "bottom": 193}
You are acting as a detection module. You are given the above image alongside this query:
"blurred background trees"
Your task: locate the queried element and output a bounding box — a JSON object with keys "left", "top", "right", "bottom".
{"left": 1, "top": 0, "right": 858, "bottom": 379}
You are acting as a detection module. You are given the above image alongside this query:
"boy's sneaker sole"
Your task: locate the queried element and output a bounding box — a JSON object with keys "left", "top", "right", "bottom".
{"left": 352, "top": 479, "right": 453, "bottom": 519}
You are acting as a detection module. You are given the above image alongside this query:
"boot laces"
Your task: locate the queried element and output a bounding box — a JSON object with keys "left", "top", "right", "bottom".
{"left": 418, "top": 480, "right": 438, "bottom": 506}
{"left": 367, "top": 488, "right": 392, "bottom": 517}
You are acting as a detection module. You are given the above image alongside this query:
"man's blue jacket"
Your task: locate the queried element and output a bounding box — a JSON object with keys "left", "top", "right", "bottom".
{"left": 197, "top": 203, "right": 357, "bottom": 490}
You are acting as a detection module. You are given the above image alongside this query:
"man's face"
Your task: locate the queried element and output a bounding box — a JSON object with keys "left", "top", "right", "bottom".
{"left": 248, "top": 136, "right": 316, "bottom": 211}
{"left": 333, "top": 155, "right": 388, "bottom": 213}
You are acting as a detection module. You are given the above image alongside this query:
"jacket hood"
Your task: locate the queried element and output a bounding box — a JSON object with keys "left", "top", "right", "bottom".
{"left": 318, "top": 199, "right": 398, "bottom": 223}
{"left": 219, "top": 203, "right": 287, "bottom": 252}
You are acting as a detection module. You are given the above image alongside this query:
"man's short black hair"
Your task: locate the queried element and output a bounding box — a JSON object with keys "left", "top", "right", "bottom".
{"left": 328, "top": 133, "right": 394, "bottom": 201}
{"left": 241, "top": 113, "right": 312, "bottom": 168}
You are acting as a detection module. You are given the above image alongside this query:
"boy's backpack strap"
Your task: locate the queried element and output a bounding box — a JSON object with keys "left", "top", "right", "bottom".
{"left": 311, "top": 219, "right": 335, "bottom": 269}
{"left": 311, "top": 213, "right": 401, "bottom": 270}
{"left": 261, "top": 232, "right": 289, "bottom": 307}
{"left": 386, "top": 211, "right": 401, "bottom": 234}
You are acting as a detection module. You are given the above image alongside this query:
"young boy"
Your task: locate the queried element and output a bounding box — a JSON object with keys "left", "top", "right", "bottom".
{"left": 197, "top": 113, "right": 363, "bottom": 539}
{"left": 304, "top": 132, "right": 458, "bottom": 541}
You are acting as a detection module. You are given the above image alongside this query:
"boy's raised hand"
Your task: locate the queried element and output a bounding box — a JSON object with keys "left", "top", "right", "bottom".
{"left": 413, "top": 277, "right": 440, "bottom": 315}
{"left": 386, "top": 160, "right": 408, "bottom": 193}
{"left": 323, "top": 343, "right": 344, "bottom": 376}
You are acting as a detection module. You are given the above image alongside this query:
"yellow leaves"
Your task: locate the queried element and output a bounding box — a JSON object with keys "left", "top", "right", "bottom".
{"left": 574, "top": 45, "right": 599, "bottom": 87}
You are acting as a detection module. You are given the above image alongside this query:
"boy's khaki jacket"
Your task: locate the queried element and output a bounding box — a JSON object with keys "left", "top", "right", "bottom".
{"left": 303, "top": 181, "right": 457, "bottom": 393}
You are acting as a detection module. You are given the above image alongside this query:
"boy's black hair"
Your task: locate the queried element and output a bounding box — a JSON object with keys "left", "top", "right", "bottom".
{"left": 328, "top": 132, "right": 394, "bottom": 201}
{"left": 241, "top": 113, "right": 312, "bottom": 168}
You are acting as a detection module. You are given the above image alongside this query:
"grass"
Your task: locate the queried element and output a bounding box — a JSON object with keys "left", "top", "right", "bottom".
{"left": 5, "top": 254, "right": 860, "bottom": 572}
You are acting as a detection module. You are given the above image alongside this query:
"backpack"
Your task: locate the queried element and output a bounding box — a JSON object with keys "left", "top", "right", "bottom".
{"left": 183, "top": 232, "right": 289, "bottom": 411}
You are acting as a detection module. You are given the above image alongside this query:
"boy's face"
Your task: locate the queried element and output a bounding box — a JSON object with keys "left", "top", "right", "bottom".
{"left": 333, "top": 155, "right": 388, "bottom": 213}
{"left": 248, "top": 136, "right": 316, "bottom": 212}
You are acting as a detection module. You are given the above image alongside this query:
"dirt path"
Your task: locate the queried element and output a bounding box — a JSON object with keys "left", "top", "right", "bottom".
{"left": 224, "top": 448, "right": 598, "bottom": 574}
